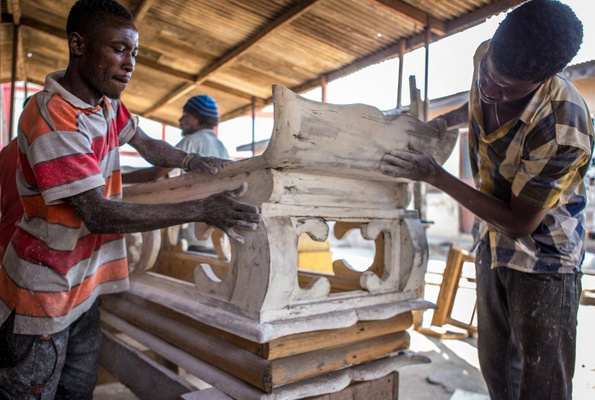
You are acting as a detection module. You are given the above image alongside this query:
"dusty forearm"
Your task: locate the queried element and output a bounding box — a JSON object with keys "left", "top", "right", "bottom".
{"left": 138, "top": 138, "right": 187, "bottom": 168}
{"left": 437, "top": 102, "right": 469, "bottom": 127}
{"left": 81, "top": 198, "right": 203, "bottom": 234}
{"left": 429, "top": 168, "right": 532, "bottom": 238}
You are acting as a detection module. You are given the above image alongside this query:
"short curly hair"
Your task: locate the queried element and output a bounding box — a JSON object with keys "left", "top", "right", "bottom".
{"left": 491, "top": 0, "right": 583, "bottom": 83}
{"left": 67, "top": 0, "right": 134, "bottom": 38}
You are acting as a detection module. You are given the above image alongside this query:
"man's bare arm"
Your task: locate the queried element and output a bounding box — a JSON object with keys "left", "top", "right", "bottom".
{"left": 65, "top": 183, "right": 260, "bottom": 242}
{"left": 432, "top": 102, "right": 469, "bottom": 127}
{"left": 128, "top": 127, "right": 187, "bottom": 169}
{"left": 122, "top": 127, "right": 231, "bottom": 184}
{"left": 380, "top": 148, "right": 549, "bottom": 238}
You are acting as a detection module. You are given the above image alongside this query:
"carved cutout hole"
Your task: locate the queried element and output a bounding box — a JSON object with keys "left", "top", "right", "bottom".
{"left": 151, "top": 225, "right": 232, "bottom": 284}
{"left": 297, "top": 221, "right": 384, "bottom": 293}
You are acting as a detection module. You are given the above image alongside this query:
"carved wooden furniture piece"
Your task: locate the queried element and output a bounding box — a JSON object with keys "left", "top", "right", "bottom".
{"left": 101, "top": 85, "right": 458, "bottom": 399}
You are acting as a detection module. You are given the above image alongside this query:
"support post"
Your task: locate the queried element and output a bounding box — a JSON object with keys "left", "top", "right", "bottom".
{"left": 423, "top": 26, "right": 430, "bottom": 122}
{"left": 9, "top": 24, "right": 19, "bottom": 140}
{"left": 396, "top": 41, "right": 405, "bottom": 110}
{"left": 320, "top": 75, "right": 328, "bottom": 103}
{"left": 251, "top": 97, "right": 256, "bottom": 156}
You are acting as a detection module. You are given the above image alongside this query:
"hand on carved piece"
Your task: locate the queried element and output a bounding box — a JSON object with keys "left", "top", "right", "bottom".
{"left": 380, "top": 143, "right": 440, "bottom": 184}
{"left": 427, "top": 117, "right": 448, "bottom": 140}
{"left": 188, "top": 155, "right": 232, "bottom": 174}
{"left": 196, "top": 182, "right": 261, "bottom": 243}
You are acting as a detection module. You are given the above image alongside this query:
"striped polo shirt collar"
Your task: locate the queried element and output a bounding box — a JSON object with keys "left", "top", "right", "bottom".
{"left": 44, "top": 70, "right": 103, "bottom": 111}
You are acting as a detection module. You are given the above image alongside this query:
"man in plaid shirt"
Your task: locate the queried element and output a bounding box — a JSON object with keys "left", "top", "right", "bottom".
{"left": 381, "top": 1, "right": 591, "bottom": 399}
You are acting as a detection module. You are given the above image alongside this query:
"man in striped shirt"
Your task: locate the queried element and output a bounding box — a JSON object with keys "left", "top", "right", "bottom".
{"left": 381, "top": 1, "right": 591, "bottom": 399}
{"left": 0, "top": 0, "right": 260, "bottom": 398}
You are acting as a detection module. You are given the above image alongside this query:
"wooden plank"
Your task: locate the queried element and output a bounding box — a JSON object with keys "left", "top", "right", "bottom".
{"left": 103, "top": 294, "right": 410, "bottom": 389}
{"left": 266, "top": 312, "right": 413, "bottom": 360}
{"left": 134, "top": 0, "right": 156, "bottom": 24}
{"left": 105, "top": 292, "right": 412, "bottom": 361}
{"left": 270, "top": 331, "right": 410, "bottom": 386}
{"left": 104, "top": 293, "right": 266, "bottom": 356}
{"left": 100, "top": 311, "right": 268, "bottom": 400}
{"left": 143, "top": 0, "right": 323, "bottom": 117}
{"left": 431, "top": 245, "right": 473, "bottom": 327}
{"left": 151, "top": 250, "right": 230, "bottom": 283}
{"left": 99, "top": 329, "right": 198, "bottom": 400}
{"left": 307, "top": 372, "right": 398, "bottom": 400}
{"left": 101, "top": 295, "right": 274, "bottom": 392}
{"left": 299, "top": 271, "right": 361, "bottom": 293}
{"left": 101, "top": 310, "right": 423, "bottom": 400}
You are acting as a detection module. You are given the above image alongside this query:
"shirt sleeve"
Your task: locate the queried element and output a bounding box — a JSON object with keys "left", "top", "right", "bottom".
{"left": 27, "top": 129, "right": 104, "bottom": 205}
{"left": 512, "top": 139, "right": 590, "bottom": 208}
{"left": 115, "top": 101, "right": 139, "bottom": 146}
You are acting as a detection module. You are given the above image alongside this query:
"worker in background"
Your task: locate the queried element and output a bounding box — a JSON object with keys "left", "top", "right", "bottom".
{"left": 0, "top": 0, "right": 260, "bottom": 398}
{"left": 123, "top": 95, "right": 230, "bottom": 252}
{"left": 380, "top": 1, "right": 590, "bottom": 399}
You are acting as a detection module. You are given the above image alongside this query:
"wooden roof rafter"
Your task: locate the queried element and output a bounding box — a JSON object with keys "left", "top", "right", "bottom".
{"left": 0, "top": 13, "right": 266, "bottom": 105}
{"left": 141, "top": 0, "right": 324, "bottom": 118}
{"left": 133, "top": 0, "right": 156, "bottom": 24}
{"left": 221, "top": 0, "right": 524, "bottom": 121}
{"left": 6, "top": 0, "right": 21, "bottom": 25}
{"left": 369, "top": 0, "right": 446, "bottom": 35}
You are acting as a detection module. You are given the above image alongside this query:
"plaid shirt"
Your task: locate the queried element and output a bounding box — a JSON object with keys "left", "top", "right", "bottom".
{"left": 469, "top": 41, "right": 594, "bottom": 274}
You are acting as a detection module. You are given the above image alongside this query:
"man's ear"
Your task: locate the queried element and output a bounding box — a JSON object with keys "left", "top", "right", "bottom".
{"left": 68, "top": 32, "right": 85, "bottom": 56}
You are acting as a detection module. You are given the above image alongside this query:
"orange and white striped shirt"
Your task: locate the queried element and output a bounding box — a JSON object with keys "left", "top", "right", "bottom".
{"left": 0, "top": 71, "right": 137, "bottom": 335}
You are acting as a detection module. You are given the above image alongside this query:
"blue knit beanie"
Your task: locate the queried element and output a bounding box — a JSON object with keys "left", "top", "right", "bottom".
{"left": 183, "top": 95, "right": 219, "bottom": 122}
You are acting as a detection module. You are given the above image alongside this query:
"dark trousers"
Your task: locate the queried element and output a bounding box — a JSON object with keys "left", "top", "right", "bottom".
{"left": 475, "top": 241, "right": 581, "bottom": 400}
{"left": 0, "top": 297, "right": 102, "bottom": 400}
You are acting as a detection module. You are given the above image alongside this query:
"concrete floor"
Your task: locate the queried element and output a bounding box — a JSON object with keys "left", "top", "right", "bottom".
{"left": 94, "top": 257, "right": 595, "bottom": 400}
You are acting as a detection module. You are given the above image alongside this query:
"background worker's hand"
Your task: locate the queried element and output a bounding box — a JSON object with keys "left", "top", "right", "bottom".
{"left": 380, "top": 143, "right": 440, "bottom": 183}
{"left": 188, "top": 156, "right": 232, "bottom": 174}
{"left": 195, "top": 183, "right": 261, "bottom": 243}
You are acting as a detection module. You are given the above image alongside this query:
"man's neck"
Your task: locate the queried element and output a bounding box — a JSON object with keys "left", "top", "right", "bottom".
{"left": 58, "top": 66, "right": 103, "bottom": 107}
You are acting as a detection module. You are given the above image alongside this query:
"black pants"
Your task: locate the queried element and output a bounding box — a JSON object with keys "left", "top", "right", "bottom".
{"left": 0, "top": 297, "right": 102, "bottom": 400}
{"left": 475, "top": 241, "right": 581, "bottom": 400}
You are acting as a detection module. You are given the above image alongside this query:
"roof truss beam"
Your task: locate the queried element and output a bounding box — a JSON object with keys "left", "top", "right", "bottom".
{"left": 134, "top": 0, "right": 156, "bottom": 24}
{"left": 142, "top": 0, "right": 323, "bottom": 117}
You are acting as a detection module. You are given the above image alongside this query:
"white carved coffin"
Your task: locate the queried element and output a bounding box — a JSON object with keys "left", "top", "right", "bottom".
{"left": 122, "top": 85, "right": 458, "bottom": 343}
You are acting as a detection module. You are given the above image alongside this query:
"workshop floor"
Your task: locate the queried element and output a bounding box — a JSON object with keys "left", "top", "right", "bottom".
{"left": 94, "top": 256, "right": 595, "bottom": 400}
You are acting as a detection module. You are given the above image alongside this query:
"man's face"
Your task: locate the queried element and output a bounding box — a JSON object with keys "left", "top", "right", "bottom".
{"left": 478, "top": 48, "right": 543, "bottom": 105}
{"left": 79, "top": 16, "right": 139, "bottom": 99}
{"left": 179, "top": 110, "right": 200, "bottom": 135}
